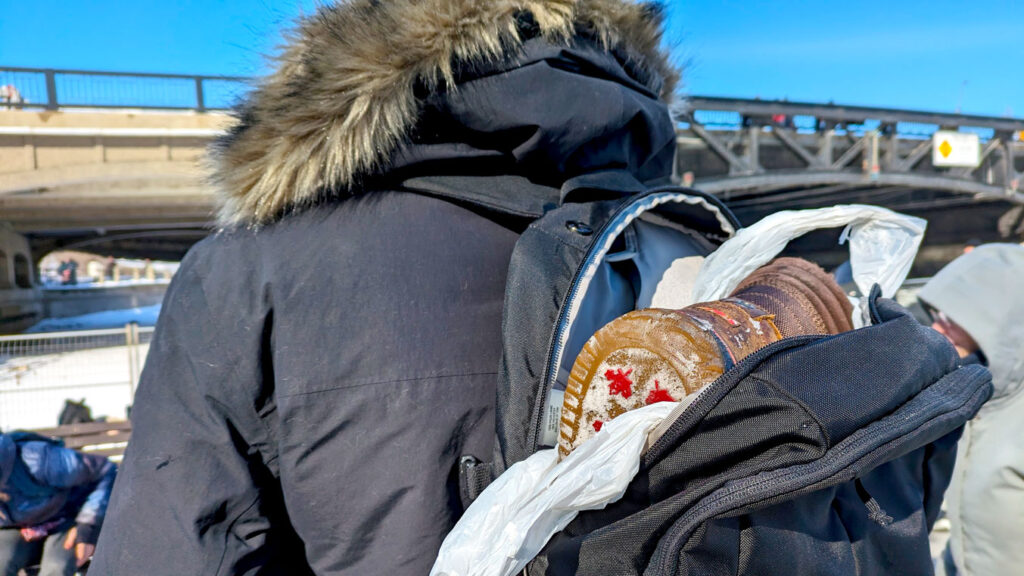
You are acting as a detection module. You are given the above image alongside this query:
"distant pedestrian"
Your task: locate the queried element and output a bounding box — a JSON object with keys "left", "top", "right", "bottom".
{"left": 919, "top": 244, "right": 1024, "bottom": 576}
{"left": 57, "top": 260, "right": 78, "bottom": 286}
{"left": 0, "top": 85, "right": 23, "bottom": 108}
{"left": 104, "top": 256, "right": 116, "bottom": 281}
{"left": 0, "top": 432, "right": 116, "bottom": 576}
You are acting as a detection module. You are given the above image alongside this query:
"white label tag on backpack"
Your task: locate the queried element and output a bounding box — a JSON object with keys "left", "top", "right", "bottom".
{"left": 540, "top": 389, "right": 565, "bottom": 447}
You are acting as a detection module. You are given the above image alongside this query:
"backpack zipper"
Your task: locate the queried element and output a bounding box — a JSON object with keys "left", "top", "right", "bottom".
{"left": 528, "top": 187, "right": 737, "bottom": 454}
{"left": 646, "top": 364, "right": 990, "bottom": 575}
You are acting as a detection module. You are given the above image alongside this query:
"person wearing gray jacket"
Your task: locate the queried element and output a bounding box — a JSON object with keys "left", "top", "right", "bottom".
{"left": 919, "top": 243, "right": 1024, "bottom": 576}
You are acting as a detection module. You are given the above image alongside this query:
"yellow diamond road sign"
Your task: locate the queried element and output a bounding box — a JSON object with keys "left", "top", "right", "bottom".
{"left": 933, "top": 131, "right": 980, "bottom": 167}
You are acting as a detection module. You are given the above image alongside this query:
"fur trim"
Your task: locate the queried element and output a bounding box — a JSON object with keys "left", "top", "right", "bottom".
{"left": 212, "top": 0, "right": 678, "bottom": 226}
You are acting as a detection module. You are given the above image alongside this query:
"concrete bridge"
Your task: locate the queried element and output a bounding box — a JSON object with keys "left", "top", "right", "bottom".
{"left": 0, "top": 67, "right": 240, "bottom": 261}
{"left": 2, "top": 67, "right": 1023, "bottom": 274}
{"left": 0, "top": 108, "right": 227, "bottom": 260}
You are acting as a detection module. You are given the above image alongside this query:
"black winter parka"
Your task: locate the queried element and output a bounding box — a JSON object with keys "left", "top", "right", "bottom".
{"left": 90, "top": 2, "right": 681, "bottom": 574}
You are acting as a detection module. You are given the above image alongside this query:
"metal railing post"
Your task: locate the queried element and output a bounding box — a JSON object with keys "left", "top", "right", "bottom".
{"left": 866, "top": 130, "right": 881, "bottom": 181}
{"left": 125, "top": 324, "right": 136, "bottom": 399}
{"left": 745, "top": 125, "right": 761, "bottom": 175}
{"left": 1004, "top": 140, "right": 1016, "bottom": 189}
{"left": 44, "top": 69, "right": 58, "bottom": 110}
{"left": 195, "top": 77, "right": 206, "bottom": 112}
{"left": 132, "top": 323, "right": 143, "bottom": 395}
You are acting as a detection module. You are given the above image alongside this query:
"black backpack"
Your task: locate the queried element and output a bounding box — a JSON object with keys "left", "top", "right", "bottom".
{"left": 408, "top": 175, "right": 991, "bottom": 575}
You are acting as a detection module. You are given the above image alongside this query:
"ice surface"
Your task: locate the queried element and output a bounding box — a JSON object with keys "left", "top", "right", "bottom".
{"left": 25, "top": 305, "right": 161, "bottom": 333}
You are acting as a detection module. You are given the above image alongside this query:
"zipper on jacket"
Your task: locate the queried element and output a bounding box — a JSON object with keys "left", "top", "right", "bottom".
{"left": 528, "top": 187, "right": 737, "bottom": 454}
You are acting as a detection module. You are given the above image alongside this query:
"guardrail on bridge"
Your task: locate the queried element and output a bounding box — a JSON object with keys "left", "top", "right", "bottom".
{"left": 1, "top": 66, "right": 247, "bottom": 111}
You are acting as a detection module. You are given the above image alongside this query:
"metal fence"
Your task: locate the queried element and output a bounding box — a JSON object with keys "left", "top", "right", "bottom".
{"left": 0, "top": 325, "right": 152, "bottom": 431}
{"left": 0, "top": 66, "right": 248, "bottom": 111}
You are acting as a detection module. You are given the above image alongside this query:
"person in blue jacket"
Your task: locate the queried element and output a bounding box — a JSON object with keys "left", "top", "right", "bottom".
{"left": 0, "top": 432, "right": 116, "bottom": 576}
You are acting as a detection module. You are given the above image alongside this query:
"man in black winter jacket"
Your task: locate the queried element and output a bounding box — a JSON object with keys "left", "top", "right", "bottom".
{"left": 91, "top": 1, "right": 681, "bottom": 574}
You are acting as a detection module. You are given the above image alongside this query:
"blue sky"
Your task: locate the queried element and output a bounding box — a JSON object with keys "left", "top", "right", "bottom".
{"left": 2, "top": 1, "right": 1021, "bottom": 117}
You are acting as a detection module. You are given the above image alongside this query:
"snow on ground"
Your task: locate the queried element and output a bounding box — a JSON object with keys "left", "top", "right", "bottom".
{"left": 0, "top": 344, "right": 148, "bottom": 431}
{"left": 25, "top": 304, "right": 161, "bottom": 333}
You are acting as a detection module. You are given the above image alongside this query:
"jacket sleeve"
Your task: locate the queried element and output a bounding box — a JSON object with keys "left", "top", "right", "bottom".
{"left": 73, "top": 459, "right": 116, "bottom": 544}
{"left": 20, "top": 441, "right": 117, "bottom": 545}
{"left": 89, "top": 234, "right": 308, "bottom": 575}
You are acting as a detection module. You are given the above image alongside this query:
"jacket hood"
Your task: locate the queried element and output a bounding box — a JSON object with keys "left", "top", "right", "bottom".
{"left": 211, "top": 0, "right": 679, "bottom": 226}
{"left": 0, "top": 434, "right": 13, "bottom": 488}
{"left": 919, "top": 243, "right": 1024, "bottom": 403}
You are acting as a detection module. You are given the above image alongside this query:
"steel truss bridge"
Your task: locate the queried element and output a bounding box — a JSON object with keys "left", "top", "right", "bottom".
{"left": 1, "top": 67, "right": 1023, "bottom": 272}
{"left": 676, "top": 97, "right": 1024, "bottom": 272}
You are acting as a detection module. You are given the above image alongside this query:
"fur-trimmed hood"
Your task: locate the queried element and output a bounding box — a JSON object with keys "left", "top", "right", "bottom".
{"left": 211, "top": 0, "right": 679, "bottom": 226}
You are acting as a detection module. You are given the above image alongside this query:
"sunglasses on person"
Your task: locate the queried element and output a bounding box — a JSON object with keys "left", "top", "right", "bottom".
{"left": 920, "top": 301, "right": 949, "bottom": 326}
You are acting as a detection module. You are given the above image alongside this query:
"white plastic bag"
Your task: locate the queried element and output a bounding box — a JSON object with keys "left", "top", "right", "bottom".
{"left": 430, "top": 401, "right": 679, "bottom": 576}
{"left": 691, "top": 204, "right": 926, "bottom": 323}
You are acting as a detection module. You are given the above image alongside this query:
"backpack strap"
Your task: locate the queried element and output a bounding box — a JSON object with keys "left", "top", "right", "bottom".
{"left": 458, "top": 456, "right": 494, "bottom": 511}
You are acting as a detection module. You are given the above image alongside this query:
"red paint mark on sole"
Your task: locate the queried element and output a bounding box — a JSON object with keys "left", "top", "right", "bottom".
{"left": 645, "top": 379, "right": 676, "bottom": 405}
{"left": 605, "top": 367, "right": 634, "bottom": 399}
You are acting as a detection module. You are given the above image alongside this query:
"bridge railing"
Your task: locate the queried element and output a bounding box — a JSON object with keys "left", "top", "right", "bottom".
{"left": 674, "top": 96, "right": 1024, "bottom": 204}
{"left": 682, "top": 96, "right": 1024, "bottom": 140}
{"left": 0, "top": 66, "right": 248, "bottom": 112}
{"left": 3, "top": 64, "right": 1020, "bottom": 137}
